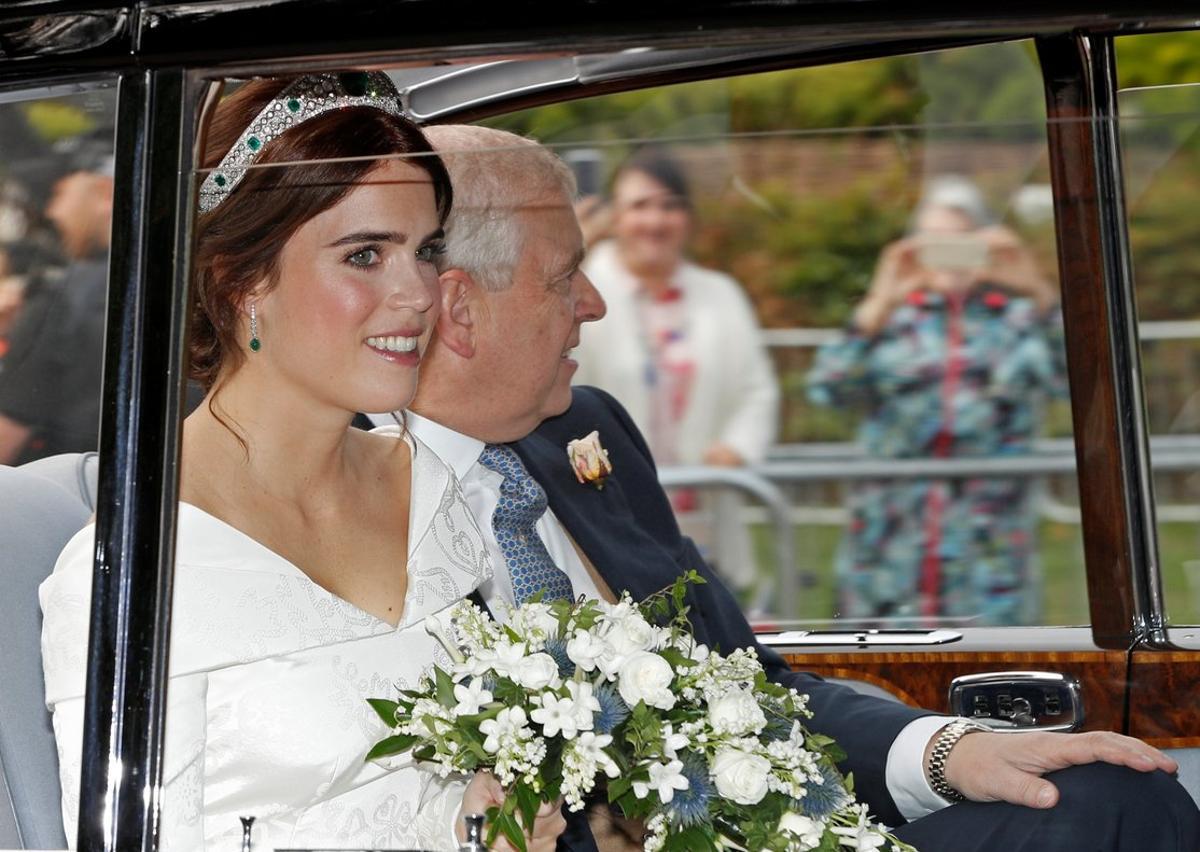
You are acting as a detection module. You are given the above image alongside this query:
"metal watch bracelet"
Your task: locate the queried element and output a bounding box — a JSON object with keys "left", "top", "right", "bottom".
{"left": 927, "top": 719, "right": 990, "bottom": 802}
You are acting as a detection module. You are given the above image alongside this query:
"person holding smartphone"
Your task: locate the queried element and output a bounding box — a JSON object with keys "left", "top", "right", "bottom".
{"left": 807, "top": 175, "right": 1065, "bottom": 626}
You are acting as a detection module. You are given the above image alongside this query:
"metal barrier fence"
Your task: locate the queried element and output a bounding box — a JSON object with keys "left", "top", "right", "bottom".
{"left": 657, "top": 433, "right": 1200, "bottom": 616}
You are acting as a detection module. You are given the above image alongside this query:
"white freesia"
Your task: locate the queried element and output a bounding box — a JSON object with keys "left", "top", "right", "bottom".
{"left": 707, "top": 687, "right": 767, "bottom": 736}
{"left": 479, "top": 706, "right": 529, "bottom": 754}
{"left": 594, "top": 646, "right": 627, "bottom": 681}
{"left": 661, "top": 723, "right": 690, "bottom": 759}
{"left": 632, "top": 759, "right": 689, "bottom": 803}
{"left": 515, "top": 653, "right": 560, "bottom": 690}
{"left": 531, "top": 691, "right": 586, "bottom": 739}
{"left": 488, "top": 640, "right": 528, "bottom": 679}
{"left": 617, "top": 651, "right": 677, "bottom": 711}
{"left": 779, "top": 813, "right": 826, "bottom": 850}
{"left": 575, "top": 731, "right": 619, "bottom": 777}
{"left": 566, "top": 680, "right": 602, "bottom": 730}
{"left": 830, "top": 805, "right": 888, "bottom": 850}
{"left": 423, "top": 611, "right": 465, "bottom": 663}
{"left": 452, "top": 678, "right": 493, "bottom": 716}
{"left": 711, "top": 747, "right": 771, "bottom": 805}
{"left": 566, "top": 628, "right": 610, "bottom": 672}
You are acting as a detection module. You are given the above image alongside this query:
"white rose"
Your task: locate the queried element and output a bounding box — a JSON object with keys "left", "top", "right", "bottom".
{"left": 707, "top": 688, "right": 767, "bottom": 736}
{"left": 617, "top": 651, "right": 676, "bottom": 711}
{"left": 710, "top": 747, "right": 771, "bottom": 805}
{"left": 515, "top": 653, "right": 560, "bottom": 690}
{"left": 605, "top": 612, "right": 659, "bottom": 657}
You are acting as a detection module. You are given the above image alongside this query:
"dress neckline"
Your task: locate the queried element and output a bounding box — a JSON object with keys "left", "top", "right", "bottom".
{"left": 178, "top": 428, "right": 419, "bottom": 630}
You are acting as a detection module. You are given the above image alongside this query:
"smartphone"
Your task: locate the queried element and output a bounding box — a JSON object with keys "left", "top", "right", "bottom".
{"left": 917, "top": 233, "right": 989, "bottom": 271}
{"left": 564, "top": 147, "right": 604, "bottom": 197}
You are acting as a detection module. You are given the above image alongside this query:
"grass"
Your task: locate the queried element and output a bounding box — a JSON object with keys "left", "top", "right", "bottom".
{"left": 747, "top": 521, "right": 1200, "bottom": 626}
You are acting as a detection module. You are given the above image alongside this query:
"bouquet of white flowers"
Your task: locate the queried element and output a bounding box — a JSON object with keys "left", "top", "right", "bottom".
{"left": 367, "top": 574, "right": 914, "bottom": 852}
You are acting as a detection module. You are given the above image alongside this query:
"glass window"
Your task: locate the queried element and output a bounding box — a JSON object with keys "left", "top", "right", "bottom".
{"left": 0, "top": 78, "right": 116, "bottom": 850}
{"left": 0, "top": 83, "right": 116, "bottom": 465}
{"left": 1117, "top": 31, "right": 1200, "bottom": 625}
{"left": 485, "top": 40, "right": 1087, "bottom": 628}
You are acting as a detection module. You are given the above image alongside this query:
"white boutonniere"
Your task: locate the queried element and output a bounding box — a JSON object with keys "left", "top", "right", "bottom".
{"left": 566, "top": 430, "right": 612, "bottom": 490}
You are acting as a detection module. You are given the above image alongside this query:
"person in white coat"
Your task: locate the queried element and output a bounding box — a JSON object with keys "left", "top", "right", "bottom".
{"left": 573, "top": 148, "right": 779, "bottom": 590}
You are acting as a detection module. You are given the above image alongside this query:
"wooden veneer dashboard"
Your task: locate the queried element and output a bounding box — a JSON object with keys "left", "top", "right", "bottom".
{"left": 770, "top": 628, "right": 1200, "bottom": 747}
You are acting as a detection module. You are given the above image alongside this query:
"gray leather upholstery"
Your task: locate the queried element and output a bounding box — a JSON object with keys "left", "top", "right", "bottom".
{"left": 0, "top": 464, "right": 89, "bottom": 849}
{"left": 21, "top": 452, "right": 98, "bottom": 513}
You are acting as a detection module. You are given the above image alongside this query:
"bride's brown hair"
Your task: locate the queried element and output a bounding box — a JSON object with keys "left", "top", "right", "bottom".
{"left": 189, "top": 75, "right": 452, "bottom": 390}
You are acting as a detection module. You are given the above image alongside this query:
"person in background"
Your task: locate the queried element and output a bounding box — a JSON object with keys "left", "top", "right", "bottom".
{"left": 807, "top": 175, "right": 1065, "bottom": 626}
{"left": 573, "top": 147, "right": 779, "bottom": 591}
{"left": 0, "top": 155, "right": 112, "bottom": 464}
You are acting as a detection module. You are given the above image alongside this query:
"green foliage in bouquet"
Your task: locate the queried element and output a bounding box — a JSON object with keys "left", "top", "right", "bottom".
{"left": 367, "top": 574, "right": 914, "bottom": 852}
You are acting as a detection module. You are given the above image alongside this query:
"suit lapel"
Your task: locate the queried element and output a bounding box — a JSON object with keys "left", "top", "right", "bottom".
{"left": 511, "top": 432, "right": 677, "bottom": 604}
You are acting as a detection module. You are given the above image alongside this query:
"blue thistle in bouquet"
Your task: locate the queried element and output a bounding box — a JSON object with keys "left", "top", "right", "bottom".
{"left": 543, "top": 636, "right": 577, "bottom": 679}
{"left": 365, "top": 572, "right": 916, "bottom": 852}
{"left": 592, "top": 682, "right": 630, "bottom": 735}
{"left": 668, "top": 754, "right": 714, "bottom": 828}
{"left": 799, "top": 761, "right": 853, "bottom": 820}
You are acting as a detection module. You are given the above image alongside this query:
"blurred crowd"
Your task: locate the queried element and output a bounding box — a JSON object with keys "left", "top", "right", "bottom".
{"left": 0, "top": 110, "right": 115, "bottom": 465}
{"left": 571, "top": 152, "right": 1066, "bottom": 626}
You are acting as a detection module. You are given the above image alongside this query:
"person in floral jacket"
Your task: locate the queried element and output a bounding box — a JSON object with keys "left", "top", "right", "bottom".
{"left": 807, "top": 177, "right": 1067, "bottom": 626}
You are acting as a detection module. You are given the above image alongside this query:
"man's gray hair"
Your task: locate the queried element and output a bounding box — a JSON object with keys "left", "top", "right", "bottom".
{"left": 422, "top": 125, "right": 576, "bottom": 292}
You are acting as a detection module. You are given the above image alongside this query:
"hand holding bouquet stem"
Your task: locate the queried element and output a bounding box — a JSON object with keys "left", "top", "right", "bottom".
{"left": 460, "top": 771, "right": 566, "bottom": 852}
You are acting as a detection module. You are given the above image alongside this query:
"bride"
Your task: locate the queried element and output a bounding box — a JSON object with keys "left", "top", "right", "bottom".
{"left": 40, "top": 73, "right": 565, "bottom": 851}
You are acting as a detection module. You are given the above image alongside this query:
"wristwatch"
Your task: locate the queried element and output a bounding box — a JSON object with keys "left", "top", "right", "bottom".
{"left": 927, "top": 719, "right": 990, "bottom": 802}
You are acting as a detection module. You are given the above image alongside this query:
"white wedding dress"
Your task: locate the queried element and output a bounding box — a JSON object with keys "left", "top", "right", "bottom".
{"left": 40, "top": 429, "right": 492, "bottom": 851}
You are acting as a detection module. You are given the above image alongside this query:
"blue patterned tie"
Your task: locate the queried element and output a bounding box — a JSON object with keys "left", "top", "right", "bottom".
{"left": 479, "top": 444, "right": 575, "bottom": 605}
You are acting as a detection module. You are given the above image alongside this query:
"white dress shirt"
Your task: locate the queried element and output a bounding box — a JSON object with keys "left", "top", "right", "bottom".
{"left": 381, "top": 411, "right": 953, "bottom": 822}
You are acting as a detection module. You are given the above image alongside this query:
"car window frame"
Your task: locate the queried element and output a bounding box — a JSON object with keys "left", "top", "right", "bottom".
{"left": 4, "top": 3, "right": 1198, "bottom": 847}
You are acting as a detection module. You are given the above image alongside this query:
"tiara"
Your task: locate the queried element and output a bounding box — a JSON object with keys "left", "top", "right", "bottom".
{"left": 197, "top": 71, "right": 405, "bottom": 213}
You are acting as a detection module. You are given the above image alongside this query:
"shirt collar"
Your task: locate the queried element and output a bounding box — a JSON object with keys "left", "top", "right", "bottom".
{"left": 405, "top": 411, "right": 488, "bottom": 481}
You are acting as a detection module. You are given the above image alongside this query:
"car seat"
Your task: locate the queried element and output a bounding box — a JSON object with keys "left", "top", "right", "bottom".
{"left": 0, "top": 461, "right": 90, "bottom": 848}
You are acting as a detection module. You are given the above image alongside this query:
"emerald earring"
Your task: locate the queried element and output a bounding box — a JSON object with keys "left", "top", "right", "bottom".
{"left": 249, "top": 302, "right": 261, "bottom": 352}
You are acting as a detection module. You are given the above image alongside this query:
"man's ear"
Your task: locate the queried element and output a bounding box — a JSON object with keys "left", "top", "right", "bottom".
{"left": 436, "top": 268, "right": 481, "bottom": 359}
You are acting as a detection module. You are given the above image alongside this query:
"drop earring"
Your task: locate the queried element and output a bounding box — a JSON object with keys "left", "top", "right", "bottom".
{"left": 249, "top": 302, "right": 261, "bottom": 352}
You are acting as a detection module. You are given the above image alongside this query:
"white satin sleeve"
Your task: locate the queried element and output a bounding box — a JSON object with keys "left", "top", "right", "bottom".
{"left": 411, "top": 771, "right": 468, "bottom": 852}
{"left": 40, "top": 526, "right": 208, "bottom": 850}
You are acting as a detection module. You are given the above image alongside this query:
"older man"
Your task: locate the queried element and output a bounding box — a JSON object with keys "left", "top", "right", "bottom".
{"left": 399, "top": 124, "right": 1198, "bottom": 851}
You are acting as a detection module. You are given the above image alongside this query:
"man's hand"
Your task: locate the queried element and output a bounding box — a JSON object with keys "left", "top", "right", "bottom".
{"left": 459, "top": 770, "right": 567, "bottom": 852}
{"left": 939, "top": 729, "right": 1179, "bottom": 809}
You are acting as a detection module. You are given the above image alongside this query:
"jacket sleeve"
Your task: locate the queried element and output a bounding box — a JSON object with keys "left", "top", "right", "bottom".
{"left": 584, "top": 387, "right": 929, "bottom": 827}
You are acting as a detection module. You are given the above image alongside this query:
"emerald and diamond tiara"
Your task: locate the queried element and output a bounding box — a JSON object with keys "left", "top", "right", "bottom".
{"left": 197, "top": 71, "right": 405, "bottom": 213}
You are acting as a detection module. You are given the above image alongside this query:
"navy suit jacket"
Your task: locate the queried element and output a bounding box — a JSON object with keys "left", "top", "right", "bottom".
{"left": 510, "top": 387, "right": 930, "bottom": 847}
